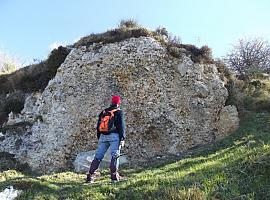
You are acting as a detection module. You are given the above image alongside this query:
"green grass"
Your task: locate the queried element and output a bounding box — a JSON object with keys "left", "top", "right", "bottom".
{"left": 1, "top": 112, "right": 270, "bottom": 200}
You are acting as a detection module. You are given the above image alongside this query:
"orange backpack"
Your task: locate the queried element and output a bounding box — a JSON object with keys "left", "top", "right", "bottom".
{"left": 98, "top": 108, "right": 119, "bottom": 133}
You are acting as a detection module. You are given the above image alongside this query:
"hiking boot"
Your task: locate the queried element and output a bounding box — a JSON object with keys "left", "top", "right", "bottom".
{"left": 111, "top": 172, "right": 120, "bottom": 182}
{"left": 111, "top": 175, "right": 126, "bottom": 183}
{"left": 85, "top": 173, "right": 95, "bottom": 183}
{"left": 86, "top": 159, "right": 101, "bottom": 184}
{"left": 88, "top": 159, "right": 100, "bottom": 174}
{"left": 111, "top": 179, "right": 119, "bottom": 183}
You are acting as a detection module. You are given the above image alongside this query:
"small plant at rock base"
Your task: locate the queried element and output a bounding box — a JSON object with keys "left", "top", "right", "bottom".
{"left": 0, "top": 152, "right": 31, "bottom": 173}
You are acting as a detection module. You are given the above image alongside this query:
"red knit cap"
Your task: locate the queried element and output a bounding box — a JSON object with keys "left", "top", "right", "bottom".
{"left": 111, "top": 95, "right": 121, "bottom": 105}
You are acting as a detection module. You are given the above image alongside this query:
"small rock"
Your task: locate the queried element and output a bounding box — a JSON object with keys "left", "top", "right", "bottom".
{"left": 0, "top": 186, "right": 22, "bottom": 200}
{"left": 73, "top": 150, "right": 129, "bottom": 173}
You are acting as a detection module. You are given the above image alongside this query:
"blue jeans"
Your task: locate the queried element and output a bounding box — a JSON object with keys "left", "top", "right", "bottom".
{"left": 94, "top": 133, "right": 121, "bottom": 168}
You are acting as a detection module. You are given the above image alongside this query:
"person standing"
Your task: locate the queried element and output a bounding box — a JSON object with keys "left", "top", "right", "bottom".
{"left": 86, "top": 95, "right": 125, "bottom": 183}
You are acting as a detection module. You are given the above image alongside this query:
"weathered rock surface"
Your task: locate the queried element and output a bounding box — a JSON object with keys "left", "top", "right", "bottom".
{"left": 0, "top": 36, "right": 239, "bottom": 173}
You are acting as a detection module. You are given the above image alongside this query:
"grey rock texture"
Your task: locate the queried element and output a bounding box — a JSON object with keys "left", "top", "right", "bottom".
{"left": 0, "top": 122, "right": 32, "bottom": 160}
{"left": 0, "top": 37, "right": 239, "bottom": 173}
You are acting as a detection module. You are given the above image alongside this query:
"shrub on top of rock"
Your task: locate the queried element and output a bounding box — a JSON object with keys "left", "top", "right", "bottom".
{"left": 155, "top": 26, "right": 169, "bottom": 37}
{"left": 119, "top": 19, "right": 139, "bottom": 29}
{"left": 73, "top": 20, "right": 213, "bottom": 64}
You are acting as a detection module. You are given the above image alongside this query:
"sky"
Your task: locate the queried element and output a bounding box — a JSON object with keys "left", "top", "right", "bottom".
{"left": 0, "top": 0, "right": 270, "bottom": 65}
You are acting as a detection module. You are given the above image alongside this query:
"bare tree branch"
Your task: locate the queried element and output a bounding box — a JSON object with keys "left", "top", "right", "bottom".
{"left": 225, "top": 37, "right": 270, "bottom": 76}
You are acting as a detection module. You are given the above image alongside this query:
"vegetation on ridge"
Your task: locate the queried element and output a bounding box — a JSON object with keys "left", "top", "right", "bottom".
{"left": 74, "top": 19, "right": 213, "bottom": 63}
{"left": 0, "top": 46, "right": 70, "bottom": 123}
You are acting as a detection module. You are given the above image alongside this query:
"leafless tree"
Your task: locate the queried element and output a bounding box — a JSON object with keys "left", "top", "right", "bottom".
{"left": 225, "top": 38, "right": 270, "bottom": 76}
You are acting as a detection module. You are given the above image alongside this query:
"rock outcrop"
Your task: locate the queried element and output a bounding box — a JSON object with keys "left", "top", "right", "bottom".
{"left": 0, "top": 36, "right": 239, "bottom": 173}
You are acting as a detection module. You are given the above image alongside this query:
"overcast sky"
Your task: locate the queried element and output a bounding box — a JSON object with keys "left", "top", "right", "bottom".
{"left": 1, "top": 0, "right": 270, "bottom": 65}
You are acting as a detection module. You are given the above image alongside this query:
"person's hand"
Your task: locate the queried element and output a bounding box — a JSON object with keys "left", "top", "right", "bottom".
{"left": 120, "top": 140, "right": 125, "bottom": 147}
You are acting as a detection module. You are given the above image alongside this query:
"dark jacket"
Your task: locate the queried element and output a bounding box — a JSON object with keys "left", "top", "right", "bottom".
{"left": 96, "top": 104, "right": 126, "bottom": 141}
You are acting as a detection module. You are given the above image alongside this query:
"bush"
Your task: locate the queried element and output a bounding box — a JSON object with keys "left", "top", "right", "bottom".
{"left": 0, "top": 46, "right": 70, "bottom": 122}
{"left": 199, "top": 45, "right": 212, "bottom": 61}
{"left": 119, "top": 19, "right": 139, "bottom": 29}
{"left": 168, "top": 35, "right": 181, "bottom": 46}
{"left": 225, "top": 75, "right": 270, "bottom": 114}
{"left": 167, "top": 46, "right": 184, "bottom": 58}
{"left": 0, "top": 112, "right": 8, "bottom": 126}
{"left": 0, "top": 121, "right": 32, "bottom": 134}
{"left": 4, "top": 99, "right": 24, "bottom": 114}
{"left": 74, "top": 20, "right": 214, "bottom": 64}
{"left": 0, "top": 51, "right": 20, "bottom": 75}
{"left": 73, "top": 26, "right": 152, "bottom": 48}
{"left": 0, "top": 46, "right": 70, "bottom": 94}
{"left": 225, "top": 37, "right": 270, "bottom": 76}
{"left": 0, "top": 61, "right": 16, "bottom": 75}
{"left": 46, "top": 46, "right": 71, "bottom": 79}
{"left": 2, "top": 91, "right": 25, "bottom": 114}
{"left": 155, "top": 26, "right": 169, "bottom": 37}
{"left": 173, "top": 44, "right": 213, "bottom": 63}
{"left": 0, "top": 152, "right": 31, "bottom": 173}
{"left": 215, "top": 59, "right": 233, "bottom": 81}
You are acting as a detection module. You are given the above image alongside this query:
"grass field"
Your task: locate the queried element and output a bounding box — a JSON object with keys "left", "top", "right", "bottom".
{"left": 0, "top": 112, "right": 270, "bottom": 200}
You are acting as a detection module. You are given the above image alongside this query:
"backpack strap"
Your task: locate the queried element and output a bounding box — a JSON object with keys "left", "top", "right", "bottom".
{"left": 109, "top": 108, "right": 120, "bottom": 117}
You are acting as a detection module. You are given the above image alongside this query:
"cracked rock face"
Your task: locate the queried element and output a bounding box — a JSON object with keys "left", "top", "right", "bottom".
{"left": 0, "top": 37, "right": 239, "bottom": 173}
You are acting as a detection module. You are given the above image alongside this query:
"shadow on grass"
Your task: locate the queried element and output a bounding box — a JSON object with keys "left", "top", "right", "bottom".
{"left": 0, "top": 113, "right": 269, "bottom": 200}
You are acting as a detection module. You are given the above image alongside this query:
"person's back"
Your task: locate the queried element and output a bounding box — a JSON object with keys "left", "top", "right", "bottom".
{"left": 86, "top": 95, "right": 125, "bottom": 183}
{"left": 97, "top": 103, "right": 125, "bottom": 141}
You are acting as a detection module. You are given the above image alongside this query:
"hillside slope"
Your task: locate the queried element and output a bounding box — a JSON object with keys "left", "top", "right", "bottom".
{"left": 0, "top": 112, "right": 269, "bottom": 200}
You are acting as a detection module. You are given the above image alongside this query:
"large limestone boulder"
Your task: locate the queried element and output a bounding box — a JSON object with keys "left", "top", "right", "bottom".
{"left": 0, "top": 37, "right": 239, "bottom": 173}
